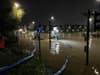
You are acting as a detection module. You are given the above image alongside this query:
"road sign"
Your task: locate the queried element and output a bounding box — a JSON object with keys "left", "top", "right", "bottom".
{"left": 37, "top": 24, "right": 42, "bottom": 33}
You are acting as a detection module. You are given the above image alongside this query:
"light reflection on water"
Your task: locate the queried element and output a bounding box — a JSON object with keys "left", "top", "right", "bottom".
{"left": 41, "top": 37, "right": 100, "bottom": 75}
{"left": 92, "top": 66, "right": 100, "bottom": 75}
{"left": 50, "top": 39, "right": 82, "bottom": 55}
{"left": 50, "top": 39, "right": 60, "bottom": 55}
{"left": 59, "top": 40, "right": 82, "bottom": 47}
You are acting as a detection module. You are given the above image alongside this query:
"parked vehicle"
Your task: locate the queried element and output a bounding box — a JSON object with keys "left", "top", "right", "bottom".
{"left": 0, "top": 35, "right": 5, "bottom": 48}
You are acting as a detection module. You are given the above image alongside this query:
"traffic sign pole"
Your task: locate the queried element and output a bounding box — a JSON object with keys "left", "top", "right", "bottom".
{"left": 38, "top": 32, "right": 41, "bottom": 61}
{"left": 49, "top": 21, "right": 51, "bottom": 49}
{"left": 36, "top": 24, "right": 42, "bottom": 61}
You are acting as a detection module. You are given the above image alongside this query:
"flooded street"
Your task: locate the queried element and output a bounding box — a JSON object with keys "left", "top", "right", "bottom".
{"left": 40, "top": 33, "right": 100, "bottom": 75}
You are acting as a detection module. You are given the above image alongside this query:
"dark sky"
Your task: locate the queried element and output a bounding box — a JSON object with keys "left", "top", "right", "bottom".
{"left": 17, "top": 0, "right": 97, "bottom": 25}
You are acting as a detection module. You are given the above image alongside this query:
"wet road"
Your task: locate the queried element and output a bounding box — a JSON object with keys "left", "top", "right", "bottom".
{"left": 40, "top": 34, "right": 100, "bottom": 75}
{"left": 19, "top": 33, "right": 100, "bottom": 75}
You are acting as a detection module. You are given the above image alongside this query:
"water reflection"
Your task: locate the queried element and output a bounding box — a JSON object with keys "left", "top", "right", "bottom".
{"left": 50, "top": 39, "right": 82, "bottom": 55}
{"left": 50, "top": 39, "right": 60, "bottom": 55}
{"left": 59, "top": 40, "right": 83, "bottom": 48}
{"left": 92, "top": 66, "right": 100, "bottom": 75}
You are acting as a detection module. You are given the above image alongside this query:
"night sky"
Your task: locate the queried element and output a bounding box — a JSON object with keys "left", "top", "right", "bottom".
{"left": 17, "top": 0, "right": 97, "bottom": 25}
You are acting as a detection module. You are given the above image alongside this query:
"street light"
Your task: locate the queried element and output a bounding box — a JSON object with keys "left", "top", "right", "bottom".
{"left": 14, "top": 2, "right": 21, "bottom": 20}
{"left": 89, "top": 17, "right": 93, "bottom": 23}
{"left": 31, "top": 21, "right": 36, "bottom": 31}
{"left": 32, "top": 21, "right": 35, "bottom": 25}
{"left": 14, "top": 2, "right": 20, "bottom": 9}
{"left": 14, "top": 2, "right": 21, "bottom": 38}
{"left": 89, "top": 16, "right": 95, "bottom": 32}
{"left": 32, "top": 21, "right": 35, "bottom": 24}
{"left": 51, "top": 16, "right": 54, "bottom": 20}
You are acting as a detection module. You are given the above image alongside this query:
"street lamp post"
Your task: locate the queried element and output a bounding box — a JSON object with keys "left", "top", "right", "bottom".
{"left": 14, "top": 2, "right": 20, "bottom": 44}
{"left": 14, "top": 2, "right": 24, "bottom": 22}
{"left": 83, "top": 9, "right": 94, "bottom": 65}
{"left": 49, "top": 16, "right": 54, "bottom": 49}
{"left": 86, "top": 9, "right": 91, "bottom": 65}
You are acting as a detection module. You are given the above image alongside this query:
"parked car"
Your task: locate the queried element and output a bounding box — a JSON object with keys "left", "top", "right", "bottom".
{"left": 0, "top": 35, "right": 5, "bottom": 48}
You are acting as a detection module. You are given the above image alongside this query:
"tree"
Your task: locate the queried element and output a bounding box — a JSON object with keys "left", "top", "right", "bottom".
{"left": 0, "top": 0, "right": 24, "bottom": 34}
{"left": 0, "top": 0, "right": 24, "bottom": 46}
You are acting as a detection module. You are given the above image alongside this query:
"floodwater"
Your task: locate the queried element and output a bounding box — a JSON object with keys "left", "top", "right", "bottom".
{"left": 40, "top": 33, "right": 100, "bottom": 75}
